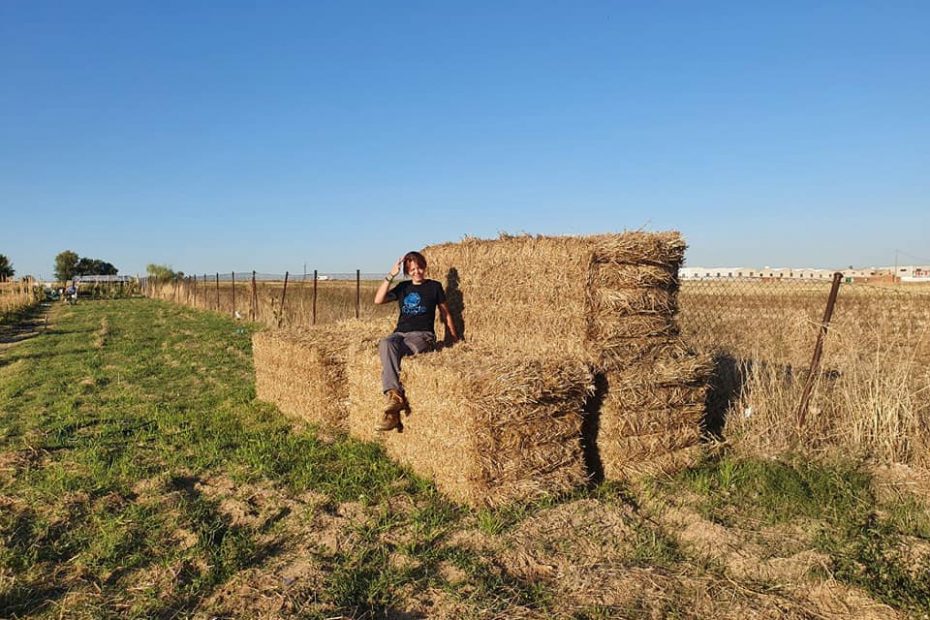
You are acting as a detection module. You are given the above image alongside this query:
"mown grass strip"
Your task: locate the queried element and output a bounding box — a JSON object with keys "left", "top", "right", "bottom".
{"left": 0, "top": 298, "right": 570, "bottom": 618}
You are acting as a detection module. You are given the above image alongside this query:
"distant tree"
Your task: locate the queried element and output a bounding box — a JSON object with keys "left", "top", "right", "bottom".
{"left": 74, "top": 257, "right": 118, "bottom": 276}
{"left": 54, "top": 250, "right": 80, "bottom": 281}
{"left": 0, "top": 254, "right": 13, "bottom": 281}
{"left": 146, "top": 264, "right": 184, "bottom": 281}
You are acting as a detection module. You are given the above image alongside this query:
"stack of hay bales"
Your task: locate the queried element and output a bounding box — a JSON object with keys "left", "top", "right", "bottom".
{"left": 252, "top": 230, "right": 711, "bottom": 506}
{"left": 423, "top": 232, "right": 711, "bottom": 481}
{"left": 348, "top": 343, "right": 593, "bottom": 507}
{"left": 253, "top": 319, "right": 389, "bottom": 430}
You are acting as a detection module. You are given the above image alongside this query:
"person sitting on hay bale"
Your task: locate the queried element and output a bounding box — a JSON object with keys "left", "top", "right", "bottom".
{"left": 374, "top": 250, "right": 459, "bottom": 432}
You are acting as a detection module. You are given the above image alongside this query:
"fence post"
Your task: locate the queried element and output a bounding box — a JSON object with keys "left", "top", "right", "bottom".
{"left": 277, "top": 272, "right": 289, "bottom": 328}
{"left": 312, "top": 269, "right": 318, "bottom": 326}
{"left": 203, "top": 274, "right": 208, "bottom": 308}
{"left": 356, "top": 269, "right": 361, "bottom": 319}
{"left": 231, "top": 271, "right": 236, "bottom": 317}
{"left": 251, "top": 271, "right": 257, "bottom": 321}
{"left": 796, "top": 272, "right": 843, "bottom": 430}
{"left": 214, "top": 273, "right": 220, "bottom": 310}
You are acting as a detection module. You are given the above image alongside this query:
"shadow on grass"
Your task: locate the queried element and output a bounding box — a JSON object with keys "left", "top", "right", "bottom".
{"left": 0, "top": 303, "right": 51, "bottom": 344}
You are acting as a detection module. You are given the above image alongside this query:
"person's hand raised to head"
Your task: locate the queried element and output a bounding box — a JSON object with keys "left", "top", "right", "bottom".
{"left": 389, "top": 256, "right": 403, "bottom": 278}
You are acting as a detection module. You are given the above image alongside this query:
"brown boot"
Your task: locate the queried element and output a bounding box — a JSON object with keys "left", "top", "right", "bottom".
{"left": 376, "top": 389, "right": 409, "bottom": 432}
{"left": 383, "top": 389, "right": 411, "bottom": 416}
{"left": 376, "top": 410, "right": 403, "bottom": 432}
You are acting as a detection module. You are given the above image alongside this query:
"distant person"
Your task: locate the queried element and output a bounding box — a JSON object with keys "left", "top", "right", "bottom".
{"left": 373, "top": 251, "right": 458, "bottom": 432}
{"left": 65, "top": 283, "right": 77, "bottom": 305}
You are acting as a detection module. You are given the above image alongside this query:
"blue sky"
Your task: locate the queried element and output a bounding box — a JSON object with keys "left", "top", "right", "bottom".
{"left": 2, "top": 1, "right": 928, "bottom": 279}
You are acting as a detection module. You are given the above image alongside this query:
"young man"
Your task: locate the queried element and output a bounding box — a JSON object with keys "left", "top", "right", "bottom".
{"left": 373, "top": 251, "right": 458, "bottom": 432}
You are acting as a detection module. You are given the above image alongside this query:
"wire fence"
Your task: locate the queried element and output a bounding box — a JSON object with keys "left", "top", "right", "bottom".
{"left": 140, "top": 271, "right": 396, "bottom": 328}
{"left": 140, "top": 269, "right": 930, "bottom": 370}
{"left": 678, "top": 276, "right": 930, "bottom": 368}
{"left": 139, "top": 268, "right": 930, "bottom": 453}
{"left": 677, "top": 275, "right": 930, "bottom": 450}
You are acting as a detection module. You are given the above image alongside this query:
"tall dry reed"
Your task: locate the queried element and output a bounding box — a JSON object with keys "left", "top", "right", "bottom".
{"left": 0, "top": 281, "right": 42, "bottom": 322}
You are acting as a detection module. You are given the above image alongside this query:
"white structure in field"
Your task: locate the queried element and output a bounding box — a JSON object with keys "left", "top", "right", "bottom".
{"left": 680, "top": 267, "right": 835, "bottom": 280}
{"left": 680, "top": 265, "right": 930, "bottom": 282}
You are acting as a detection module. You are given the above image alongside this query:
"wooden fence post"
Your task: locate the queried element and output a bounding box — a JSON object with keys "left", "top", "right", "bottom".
{"left": 203, "top": 274, "right": 208, "bottom": 308}
{"left": 215, "top": 273, "right": 220, "bottom": 311}
{"left": 796, "top": 272, "right": 843, "bottom": 430}
{"left": 355, "top": 269, "right": 360, "bottom": 319}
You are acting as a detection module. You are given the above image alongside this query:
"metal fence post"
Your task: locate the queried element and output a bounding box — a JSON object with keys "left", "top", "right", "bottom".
{"left": 231, "top": 271, "right": 236, "bottom": 317}
{"left": 214, "top": 273, "right": 220, "bottom": 310}
{"left": 356, "top": 269, "right": 360, "bottom": 319}
{"left": 277, "top": 272, "right": 289, "bottom": 327}
{"left": 796, "top": 272, "right": 843, "bottom": 430}
{"left": 250, "top": 271, "right": 257, "bottom": 321}
{"left": 312, "top": 269, "right": 318, "bottom": 326}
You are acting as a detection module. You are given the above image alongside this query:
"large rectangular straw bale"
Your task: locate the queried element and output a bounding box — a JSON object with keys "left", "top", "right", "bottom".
{"left": 596, "top": 347, "right": 712, "bottom": 481}
{"left": 424, "top": 231, "right": 685, "bottom": 369}
{"left": 253, "top": 318, "right": 389, "bottom": 430}
{"left": 347, "top": 343, "right": 594, "bottom": 507}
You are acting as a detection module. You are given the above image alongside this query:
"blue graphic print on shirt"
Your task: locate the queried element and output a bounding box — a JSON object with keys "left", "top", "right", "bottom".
{"left": 402, "top": 291, "right": 426, "bottom": 315}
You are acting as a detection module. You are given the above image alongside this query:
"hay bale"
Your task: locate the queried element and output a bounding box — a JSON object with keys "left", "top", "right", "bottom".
{"left": 595, "top": 348, "right": 713, "bottom": 481}
{"left": 346, "top": 341, "right": 594, "bottom": 507}
{"left": 424, "top": 231, "right": 685, "bottom": 369}
{"left": 252, "top": 319, "right": 389, "bottom": 430}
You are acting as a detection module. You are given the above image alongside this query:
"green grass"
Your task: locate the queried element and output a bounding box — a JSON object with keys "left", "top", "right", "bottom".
{"left": 669, "top": 454, "right": 930, "bottom": 616}
{"left": 0, "top": 299, "right": 472, "bottom": 617}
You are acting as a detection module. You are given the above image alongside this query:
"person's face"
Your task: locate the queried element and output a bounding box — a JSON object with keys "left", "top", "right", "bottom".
{"left": 406, "top": 260, "right": 426, "bottom": 283}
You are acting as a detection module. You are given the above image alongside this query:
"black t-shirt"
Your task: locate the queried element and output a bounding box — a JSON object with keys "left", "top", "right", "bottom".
{"left": 385, "top": 279, "right": 446, "bottom": 334}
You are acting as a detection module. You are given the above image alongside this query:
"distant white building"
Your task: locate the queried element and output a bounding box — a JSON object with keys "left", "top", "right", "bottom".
{"left": 680, "top": 267, "right": 835, "bottom": 280}
{"left": 681, "top": 265, "right": 930, "bottom": 283}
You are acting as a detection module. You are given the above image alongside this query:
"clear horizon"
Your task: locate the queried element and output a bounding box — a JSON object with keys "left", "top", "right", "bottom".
{"left": 2, "top": 1, "right": 928, "bottom": 280}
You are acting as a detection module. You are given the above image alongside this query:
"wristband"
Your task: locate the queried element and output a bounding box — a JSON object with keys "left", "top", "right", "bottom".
{"left": 385, "top": 275, "right": 395, "bottom": 283}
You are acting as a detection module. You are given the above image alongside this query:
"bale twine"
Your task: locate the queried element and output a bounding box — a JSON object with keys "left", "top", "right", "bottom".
{"left": 346, "top": 340, "right": 594, "bottom": 508}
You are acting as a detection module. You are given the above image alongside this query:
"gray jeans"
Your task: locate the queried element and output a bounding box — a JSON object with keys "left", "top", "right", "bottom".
{"left": 379, "top": 331, "right": 435, "bottom": 394}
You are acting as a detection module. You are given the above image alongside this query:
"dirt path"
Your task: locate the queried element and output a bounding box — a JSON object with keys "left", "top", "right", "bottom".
{"left": 0, "top": 302, "right": 53, "bottom": 349}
